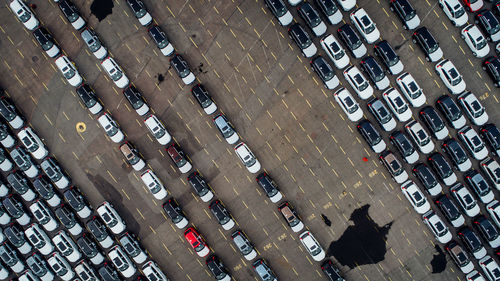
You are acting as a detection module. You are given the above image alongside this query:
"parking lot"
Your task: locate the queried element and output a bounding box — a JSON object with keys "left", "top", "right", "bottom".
{"left": 0, "top": 0, "right": 499, "bottom": 280}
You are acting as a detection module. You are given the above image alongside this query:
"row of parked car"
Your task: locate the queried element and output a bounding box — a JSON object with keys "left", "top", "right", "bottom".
{"left": 271, "top": 0, "right": 500, "bottom": 280}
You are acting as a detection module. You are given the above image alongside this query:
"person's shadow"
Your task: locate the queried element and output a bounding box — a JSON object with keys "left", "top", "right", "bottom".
{"left": 430, "top": 244, "right": 447, "bottom": 273}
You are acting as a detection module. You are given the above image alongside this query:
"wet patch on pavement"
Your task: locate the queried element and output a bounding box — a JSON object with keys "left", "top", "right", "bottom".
{"left": 91, "top": 0, "right": 114, "bottom": 22}
{"left": 430, "top": 245, "right": 447, "bottom": 273}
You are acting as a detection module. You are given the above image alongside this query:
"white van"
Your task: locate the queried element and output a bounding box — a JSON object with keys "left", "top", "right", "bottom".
{"left": 97, "top": 113, "right": 124, "bottom": 143}
{"left": 17, "top": 127, "right": 48, "bottom": 160}
{"left": 140, "top": 170, "right": 168, "bottom": 200}
{"left": 101, "top": 57, "right": 129, "bottom": 88}
{"left": 9, "top": 0, "right": 39, "bottom": 30}
{"left": 234, "top": 142, "right": 261, "bottom": 174}
{"left": 55, "top": 55, "right": 83, "bottom": 87}
{"left": 144, "top": 114, "right": 171, "bottom": 145}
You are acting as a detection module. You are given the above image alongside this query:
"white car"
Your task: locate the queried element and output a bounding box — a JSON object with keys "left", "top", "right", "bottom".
{"left": 451, "top": 183, "right": 480, "bottom": 217}
{"left": 142, "top": 261, "right": 169, "bottom": 281}
{"left": 25, "top": 224, "right": 54, "bottom": 256}
{"left": 466, "top": 0, "right": 484, "bottom": 12}
{"left": 343, "top": 66, "right": 374, "bottom": 100}
{"left": 140, "top": 170, "right": 168, "bottom": 200}
{"left": 9, "top": 0, "right": 39, "bottom": 30}
{"left": 458, "top": 92, "right": 488, "bottom": 126}
{"left": 461, "top": 25, "right": 490, "bottom": 58}
{"left": 336, "top": 0, "right": 356, "bottom": 11}
{"left": 422, "top": 210, "right": 452, "bottom": 244}
{"left": 97, "top": 113, "right": 124, "bottom": 143}
{"left": 466, "top": 270, "right": 487, "bottom": 281}
{"left": 47, "top": 252, "right": 75, "bottom": 281}
{"left": 17, "top": 127, "right": 48, "bottom": 160}
{"left": 0, "top": 264, "right": 7, "bottom": 280}
{"left": 382, "top": 88, "right": 412, "bottom": 122}
{"left": 320, "top": 34, "right": 350, "bottom": 69}
{"left": 29, "top": 200, "right": 59, "bottom": 232}
{"left": 481, "top": 158, "right": 500, "bottom": 190}
{"left": 299, "top": 231, "right": 325, "bottom": 262}
{"left": 52, "top": 231, "right": 82, "bottom": 263}
{"left": 350, "top": 8, "right": 380, "bottom": 44}
{"left": 127, "top": 0, "right": 153, "bottom": 26}
{"left": 55, "top": 55, "right": 83, "bottom": 87}
{"left": 234, "top": 142, "right": 261, "bottom": 174}
{"left": 288, "top": 0, "right": 302, "bottom": 5}
{"left": 479, "top": 255, "right": 500, "bottom": 281}
{"left": 406, "top": 121, "right": 434, "bottom": 154}
{"left": 333, "top": 88, "right": 363, "bottom": 122}
{"left": 439, "top": 0, "right": 468, "bottom": 26}
{"left": 75, "top": 261, "right": 99, "bottom": 281}
{"left": 396, "top": 72, "right": 426, "bottom": 107}
{"left": 401, "top": 180, "right": 430, "bottom": 214}
{"left": 0, "top": 149, "right": 13, "bottom": 172}
{"left": 435, "top": 59, "right": 466, "bottom": 94}
{"left": 486, "top": 200, "right": 500, "bottom": 229}
{"left": 101, "top": 57, "right": 129, "bottom": 88}
{"left": 144, "top": 114, "right": 172, "bottom": 145}
{"left": 96, "top": 201, "right": 126, "bottom": 235}
{"left": 458, "top": 126, "right": 489, "bottom": 160}
{"left": 108, "top": 245, "right": 136, "bottom": 278}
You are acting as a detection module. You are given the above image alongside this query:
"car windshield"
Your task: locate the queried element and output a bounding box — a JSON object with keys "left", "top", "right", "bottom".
{"left": 151, "top": 124, "right": 166, "bottom": 139}
{"left": 321, "top": 0, "right": 337, "bottom": 15}
{"left": 394, "top": 97, "right": 408, "bottom": 113}
{"left": 376, "top": 106, "right": 391, "bottom": 123}
{"left": 453, "top": 4, "right": 465, "bottom": 17}
{"left": 434, "top": 221, "right": 445, "bottom": 235}
{"left": 16, "top": 8, "right": 31, "bottom": 23}
{"left": 108, "top": 67, "right": 123, "bottom": 81}
{"left": 343, "top": 96, "right": 358, "bottom": 113}
{"left": 354, "top": 74, "right": 368, "bottom": 91}
{"left": 150, "top": 28, "right": 168, "bottom": 48}
{"left": 272, "top": 0, "right": 287, "bottom": 17}
{"left": 469, "top": 101, "right": 484, "bottom": 117}
{"left": 406, "top": 81, "right": 422, "bottom": 98}
{"left": 475, "top": 36, "right": 487, "bottom": 49}
{"left": 62, "top": 65, "right": 75, "bottom": 79}
{"left": 404, "top": 9, "right": 416, "bottom": 21}
{"left": 360, "top": 16, "right": 375, "bottom": 33}
{"left": 470, "top": 136, "right": 483, "bottom": 151}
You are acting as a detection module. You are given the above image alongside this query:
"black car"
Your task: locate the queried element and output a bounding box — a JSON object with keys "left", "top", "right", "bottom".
{"left": 58, "top": 0, "right": 85, "bottom": 29}
{"left": 483, "top": 56, "right": 500, "bottom": 87}
{"left": 76, "top": 84, "right": 102, "bottom": 114}
{"left": 33, "top": 176, "right": 58, "bottom": 204}
{"left": 256, "top": 172, "right": 282, "bottom": 203}
{"left": 191, "top": 84, "right": 217, "bottom": 114}
{"left": 4, "top": 223, "right": 28, "bottom": 250}
{"left": 7, "top": 171, "right": 33, "bottom": 200}
{"left": 458, "top": 227, "right": 485, "bottom": 258}
{"left": 435, "top": 195, "right": 464, "bottom": 227}
{"left": 119, "top": 232, "right": 146, "bottom": 263}
{"left": 209, "top": 200, "right": 234, "bottom": 230}
{"left": 338, "top": 24, "right": 364, "bottom": 57}
{"left": 412, "top": 163, "right": 441, "bottom": 195}
{"left": 63, "top": 187, "right": 91, "bottom": 218}
{"left": 412, "top": 27, "right": 441, "bottom": 61}
{"left": 475, "top": 10, "right": 500, "bottom": 41}
{"left": 360, "top": 56, "right": 387, "bottom": 90}
{"left": 206, "top": 255, "right": 230, "bottom": 281}
{"left": 465, "top": 169, "right": 493, "bottom": 203}
{"left": 32, "top": 27, "right": 60, "bottom": 58}
{"left": 162, "top": 198, "right": 188, "bottom": 228}
{"left": 390, "top": 131, "right": 417, "bottom": 163}
{"left": 390, "top": 0, "right": 419, "bottom": 29}
{"left": 187, "top": 172, "right": 213, "bottom": 202}
{"left": 297, "top": 2, "right": 324, "bottom": 36}
{"left": 264, "top": 0, "right": 291, "bottom": 26}
{"left": 357, "top": 119, "right": 384, "bottom": 153}
{"left": 98, "top": 263, "right": 121, "bottom": 281}
{"left": 288, "top": 23, "right": 315, "bottom": 57}
{"left": 315, "top": 0, "right": 340, "bottom": 25}
{"left": 428, "top": 153, "right": 455, "bottom": 186}
{"left": 123, "top": 85, "right": 149, "bottom": 116}
{"left": 481, "top": 123, "right": 500, "bottom": 156}
{"left": 86, "top": 217, "right": 114, "bottom": 248}
{"left": 126, "top": 0, "right": 152, "bottom": 25}
{"left": 310, "top": 56, "right": 337, "bottom": 89}
{"left": 77, "top": 233, "right": 104, "bottom": 264}
{"left": 0, "top": 96, "right": 23, "bottom": 126}
{"left": 147, "top": 24, "right": 174, "bottom": 56}
{"left": 442, "top": 138, "right": 471, "bottom": 171}
{"left": 321, "top": 259, "right": 345, "bottom": 281}
{"left": 374, "top": 40, "right": 402, "bottom": 74}
{"left": 473, "top": 216, "right": 500, "bottom": 247}
{"left": 3, "top": 194, "right": 29, "bottom": 221}
{"left": 169, "top": 54, "right": 193, "bottom": 82}
{"left": 55, "top": 204, "right": 79, "bottom": 230}
{"left": 436, "top": 95, "right": 465, "bottom": 129}
{"left": 253, "top": 259, "right": 277, "bottom": 281}
{"left": 419, "top": 106, "right": 447, "bottom": 140}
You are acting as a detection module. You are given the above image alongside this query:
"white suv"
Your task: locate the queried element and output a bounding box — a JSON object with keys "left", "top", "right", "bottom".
{"left": 142, "top": 261, "right": 168, "bottom": 281}
{"left": 461, "top": 24, "right": 490, "bottom": 58}
{"left": 47, "top": 252, "right": 75, "bottom": 281}
{"left": 350, "top": 8, "right": 380, "bottom": 44}
{"left": 29, "top": 200, "right": 59, "bottom": 232}
{"left": 400, "top": 180, "right": 430, "bottom": 214}
{"left": 396, "top": 72, "right": 426, "bottom": 107}
{"left": 458, "top": 126, "right": 489, "bottom": 160}
{"left": 108, "top": 245, "right": 136, "bottom": 278}
{"left": 422, "top": 210, "right": 452, "bottom": 244}
{"left": 435, "top": 59, "right": 466, "bottom": 94}
{"left": 55, "top": 55, "right": 83, "bottom": 87}
{"left": 52, "top": 231, "right": 82, "bottom": 263}
{"left": 25, "top": 224, "right": 54, "bottom": 256}
{"left": 320, "top": 34, "right": 350, "bottom": 69}
{"left": 234, "top": 142, "right": 261, "bottom": 174}
{"left": 343, "top": 65, "right": 373, "bottom": 100}
{"left": 451, "top": 183, "right": 480, "bottom": 217}
{"left": 17, "top": 127, "right": 48, "bottom": 160}
{"left": 140, "top": 170, "right": 168, "bottom": 200}
{"left": 101, "top": 57, "right": 129, "bottom": 88}
{"left": 406, "top": 120, "right": 434, "bottom": 154}
{"left": 487, "top": 200, "right": 500, "bottom": 229}
{"left": 97, "top": 113, "right": 124, "bottom": 143}
{"left": 9, "top": 0, "right": 39, "bottom": 30}
{"left": 333, "top": 87, "right": 363, "bottom": 122}
{"left": 439, "top": 0, "right": 468, "bottom": 26}
{"left": 382, "top": 88, "right": 412, "bottom": 122}
{"left": 479, "top": 256, "right": 500, "bottom": 281}
{"left": 96, "top": 201, "right": 126, "bottom": 234}
{"left": 481, "top": 158, "right": 500, "bottom": 190}
{"left": 144, "top": 114, "right": 172, "bottom": 145}
{"left": 458, "top": 91, "right": 488, "bottom": 126}
{"left": 299, "top": 231, "right": 325, "bottom": 261}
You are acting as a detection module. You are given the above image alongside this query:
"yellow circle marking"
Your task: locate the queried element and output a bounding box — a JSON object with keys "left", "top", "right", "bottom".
{"left": 76, "top": 122, "right": 86, "bottom": 133}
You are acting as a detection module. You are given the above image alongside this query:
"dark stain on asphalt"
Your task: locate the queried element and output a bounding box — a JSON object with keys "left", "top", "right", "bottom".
{"left": 430, "top": 245, "right": 447, "bottom": 273}
{"left": 327, "top": 204, "right": 393, "bottom": 269}
{"left": 90, "top": 0, "right": 114, "bottom": 22}
{"left": 157, "top": 74, "right": 165, "bottom": 84}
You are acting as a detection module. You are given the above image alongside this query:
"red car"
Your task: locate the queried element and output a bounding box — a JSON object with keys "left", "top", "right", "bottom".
{"left": 462, "top": 0, "right": 483, "bottom": 12}
{"left": 184, "top": 227, "right": 210, "bottom": 257}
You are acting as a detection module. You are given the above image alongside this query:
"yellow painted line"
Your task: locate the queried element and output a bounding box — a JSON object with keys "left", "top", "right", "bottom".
{"left": 44, "top": 114, "right": 53, "bottom": 126}
{"left": 107, "top": 170, "right": 118, "bottom": 183}
{"left": 122, "top": 189, "right": 130, "bottom": 200}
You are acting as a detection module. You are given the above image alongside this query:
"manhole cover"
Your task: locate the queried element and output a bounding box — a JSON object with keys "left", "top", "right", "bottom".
{"left": 76, "top": 122, "right": 86, "bottom": 133}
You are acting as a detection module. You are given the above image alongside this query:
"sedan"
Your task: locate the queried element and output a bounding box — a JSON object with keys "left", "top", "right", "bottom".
{"left": 435, "top": 59, "right": 466, "bottom": 94}
{"left": 458, "top": 91, "right": 488, "bottom": 126}
{"left": 401, "top": 180, "right": 430, "bottom": 214}
{"left": 333, "top": 88, "right": 363, "bottom": 122}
